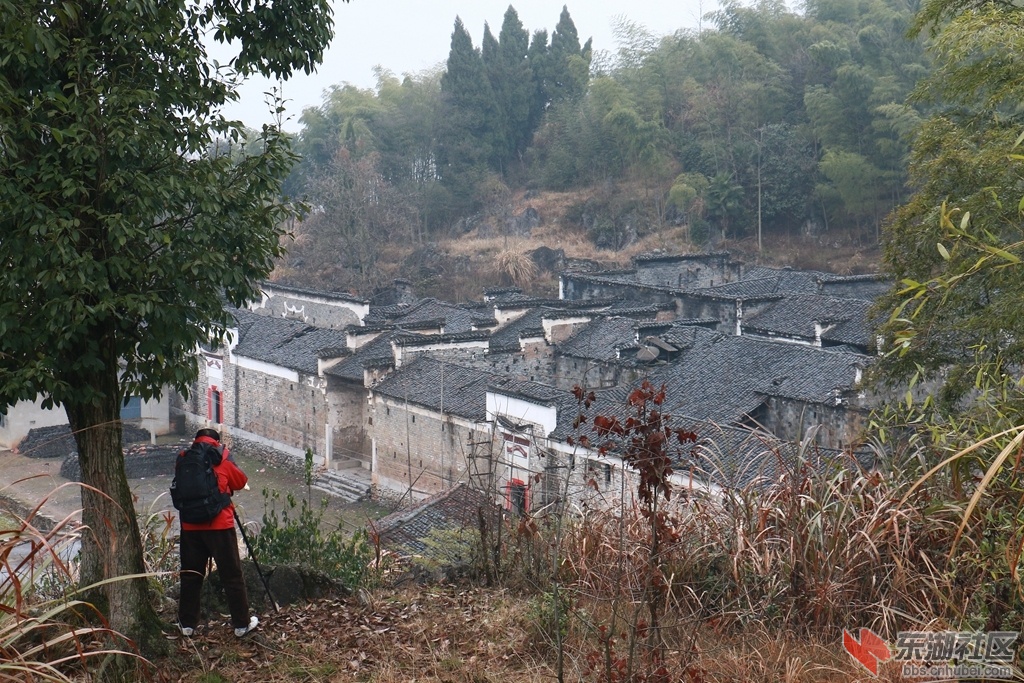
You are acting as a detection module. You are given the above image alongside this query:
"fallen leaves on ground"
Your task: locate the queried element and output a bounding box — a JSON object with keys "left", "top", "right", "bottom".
{"left": 158, "top": 584, "right": 548, "bottom": 683}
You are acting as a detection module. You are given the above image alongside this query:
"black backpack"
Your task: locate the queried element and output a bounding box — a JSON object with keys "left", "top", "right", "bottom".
{"left": 170, "top": 443, "right": 231, "bottom": 524}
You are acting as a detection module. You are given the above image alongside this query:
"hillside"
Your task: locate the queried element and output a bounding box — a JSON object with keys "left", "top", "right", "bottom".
{"left": 151, "top": 583, "right": 869, "bottom": 682}
{"left": 273, "top": 187, "right": 884, "bottom": 303}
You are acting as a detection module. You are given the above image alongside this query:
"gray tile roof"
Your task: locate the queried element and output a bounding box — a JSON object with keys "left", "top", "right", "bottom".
{"left": 551, "top": 387, "right": 869, "bottom": 490}
{"left": 633, "top": 251, "right": 733, "bottom": 265}
{"left": 647, "top": 334, "right": 866, "bottom": 424}
{"left": 393, "top": 330, "right": 491, "bottom": 347}
{"left": 557, "top": 317, "right": 643, "bottom": 362}
{"left": 605, "top": 301, "right": 677, "bottom": 317}
{"left": 365, "top": 298, "right": 483, "bottom": 334}
{"left": 371, "top": 483, "right": 501, "bottom": 561}
{"left": 390, "top": 299, "right": 476, "bottom": 333}
{"left": 673, "top": 418, "right": 868, "bottom": 489}
{"left": 485, "top": 305, "right": 606, "bottom": 358}
{"left": 742, "top": 294, "right": 874, "bottom": 348}
{"left": 325, "top": 331, "right": 405, "bottom": 382}
{"left": 483, "top": 287, "right": 524, "bottom": 300}
{"left": 231, "top": 309, "right": 349, "bottom": 375}
{"left": 817, "top": 273, "right": 893, "bottom": 300}
{"left": 487, "top": 376, "right": 567, "bottom": 405}
{"left": 371, "top": 357, "right": 495, "bottom": 420}
{"left": 689, "top": 277, "right": 790, "bottom": 300}
{"left": 741, "top": 266, "right": 827, "bottom": 292}
{"left": 489, "top": 308, "right": 548, "bottom": 353}
{"left": 494, "top": 297, "right": 621, "bottom": 311}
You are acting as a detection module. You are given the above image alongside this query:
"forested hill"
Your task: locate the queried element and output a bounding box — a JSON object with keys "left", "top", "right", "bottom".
{"left": 279, "top": 0, "right": 928, "bottom": 296}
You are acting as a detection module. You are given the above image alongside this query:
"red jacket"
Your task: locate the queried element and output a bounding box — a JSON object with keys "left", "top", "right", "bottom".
{"left": 179, "top": 436, "right": 248, "bottom": 531}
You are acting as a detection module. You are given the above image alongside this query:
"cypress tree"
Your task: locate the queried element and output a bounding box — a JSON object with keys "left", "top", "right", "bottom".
{"left": 438, "top": 17, "right": 496, "bottom": 209}
{"left": 549, "top": 5, "right": 591, "bottom": 103}
{"left": 491, "top": 6, "right": 535, "bottom": 170}
{"left": 527, "top": 28, "right": 551, "bottom": 136}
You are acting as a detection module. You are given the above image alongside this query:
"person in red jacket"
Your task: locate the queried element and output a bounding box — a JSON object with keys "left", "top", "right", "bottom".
{"left": 177, "top": 428, "right": 259, "bottom": 638}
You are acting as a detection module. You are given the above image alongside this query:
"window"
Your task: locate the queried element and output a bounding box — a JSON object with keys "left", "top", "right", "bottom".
{"left": 586, "top": 459, "right": 613, "bottom": 487}
{"left": 207, "top": 387, "right": 223, "bottom": 424}
{"left": 120, "top": 396, "right": 142, "bottom": 420}
{"left": 506, "top": 479, "right": 529, "bottom": 516}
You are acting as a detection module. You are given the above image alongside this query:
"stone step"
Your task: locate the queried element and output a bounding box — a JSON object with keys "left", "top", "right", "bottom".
{"left": 328, "top": 457, "right": 362, "bottom": 471}
{"left": 312, "top": 466, "right": 371, "bottom": 503}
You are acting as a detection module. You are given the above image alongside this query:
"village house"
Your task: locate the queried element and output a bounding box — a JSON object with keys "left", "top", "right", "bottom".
{"left": 1, "top": 390, "right": 172, "bottom": 452}
{"left": 178, "top": 251, "right": 886, "bottom": 513}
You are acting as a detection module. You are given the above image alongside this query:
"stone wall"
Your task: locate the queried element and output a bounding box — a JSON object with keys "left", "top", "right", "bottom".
{"left": 369, "top": 396, "right": 484, "bottom": 501}
{"left": 634, "top": 255, "right": 738, "bottom": 289}
{"left": 819, "top": 278, "right": 890, "bottom": 301}
{"left": 553, "top": 356, "right": 642, "bottom": 391}
{"left": 561, "top": 275, "right": 675, "bottom": 304}
{"left": 759, "top": 397, "right": 867, "bottom": 448}
{"left": 234, "top": 367, "right": 327, "bottom": 456}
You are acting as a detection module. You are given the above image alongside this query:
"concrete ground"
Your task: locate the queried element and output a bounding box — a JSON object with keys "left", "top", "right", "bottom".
{"left": 0, "top": 448, "right": 390, "bottom": 534}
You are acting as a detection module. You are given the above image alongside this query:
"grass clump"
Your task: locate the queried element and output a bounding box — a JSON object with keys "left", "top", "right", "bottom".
{"left": 0, "top": 483, "right": 143, "bottom": 682}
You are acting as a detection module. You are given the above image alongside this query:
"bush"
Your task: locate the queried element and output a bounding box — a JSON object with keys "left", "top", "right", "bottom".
{"left": 253, "top": 488, "right": 373, "bottom": 588}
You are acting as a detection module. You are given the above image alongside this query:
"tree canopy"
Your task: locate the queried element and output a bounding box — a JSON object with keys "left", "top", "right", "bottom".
{"left": 875, "top": 0, "right": 1024, "bottom": 429}
{"left": 280, "top": 1, "right": 929, "bottom": 296}
{"left": 0, "top": 0, "right": 335, "bottom": 659}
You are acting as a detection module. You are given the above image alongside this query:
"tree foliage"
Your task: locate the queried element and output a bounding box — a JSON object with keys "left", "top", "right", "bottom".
{"left": 875, "top": 0, "right": 1024, "bottom": 424}
{"left": 282, "top": 1, "right": 931, "bottom": 280}
{"left": 0, "top": 0, "right": 334, "bottom": 656}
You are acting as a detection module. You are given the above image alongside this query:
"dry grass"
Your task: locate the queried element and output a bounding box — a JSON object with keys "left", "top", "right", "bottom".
{"left": 149, "top": 583, "right": 884, "bottom": 683}
{"left": 274, "top": 185, "right": 883, "bottom": 300}
{"left": 0, "top": 482, "right": 143, "bottom": 682}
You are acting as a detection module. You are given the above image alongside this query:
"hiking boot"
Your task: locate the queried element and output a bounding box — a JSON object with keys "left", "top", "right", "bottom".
{"left": 234, "top": 615, "right": 259, "bottom": 638}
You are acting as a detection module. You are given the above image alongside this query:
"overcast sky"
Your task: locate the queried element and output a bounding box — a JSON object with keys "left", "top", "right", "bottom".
{"left": 212, "top": 0, "right": 727, "bottom": 132}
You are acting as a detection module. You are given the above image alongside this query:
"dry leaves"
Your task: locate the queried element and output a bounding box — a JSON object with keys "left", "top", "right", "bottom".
{"left": 158, "top": 584, "right": 544, "bottom": 682}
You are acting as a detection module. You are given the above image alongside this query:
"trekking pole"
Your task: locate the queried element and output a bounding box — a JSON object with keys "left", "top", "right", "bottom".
{"left": 233, "top": 507, "right": 280, "bottom": 612}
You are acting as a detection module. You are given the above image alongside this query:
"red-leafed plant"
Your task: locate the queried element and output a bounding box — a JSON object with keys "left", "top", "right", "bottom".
{"left": 570, "top": 381, "right": 697, "bottom": 682}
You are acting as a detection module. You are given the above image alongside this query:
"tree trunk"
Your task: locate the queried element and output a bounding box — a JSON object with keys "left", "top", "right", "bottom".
{"left": 63, "top": 335, "right": 165, "bottom": 665}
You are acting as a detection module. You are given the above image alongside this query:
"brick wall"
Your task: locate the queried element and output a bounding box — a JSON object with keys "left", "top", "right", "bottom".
{"left": 327, "top": 379, "right": 369, "bottom": 462}
{"left": 369, "top": 396, "right": 483, "bottom": 501}
{"left": 234, "top": 367, "right": 328, "bottom": 456}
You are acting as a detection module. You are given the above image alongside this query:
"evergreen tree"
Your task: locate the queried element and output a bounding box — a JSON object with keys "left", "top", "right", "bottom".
{"left": 548, "top": 6, "right": 592, "bottom": 103}
{"left": 487, "top": 6, "right": 535, "bottom": 171}
{"left": 481, "top": 23, "right": 509, "bottom": 170}
{"left": 438, "top": 17, "right": 496, "bottom": 211}
{"left": 527, "top": 28, "right": 552, "bottom": 133}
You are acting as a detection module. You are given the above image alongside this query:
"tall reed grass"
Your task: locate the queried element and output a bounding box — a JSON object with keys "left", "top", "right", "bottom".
{"left": 0, "top": 482, "right": 141, "bottom": 682}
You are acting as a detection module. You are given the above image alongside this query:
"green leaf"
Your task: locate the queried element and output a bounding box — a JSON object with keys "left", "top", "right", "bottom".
{"left": 937, "top": 242, "right": 950, "bottom": 260}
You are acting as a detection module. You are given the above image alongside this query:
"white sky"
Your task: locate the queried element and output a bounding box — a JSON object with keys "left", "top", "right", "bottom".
{"left": 213, "top": 0, "right": 724, "bottom": 132}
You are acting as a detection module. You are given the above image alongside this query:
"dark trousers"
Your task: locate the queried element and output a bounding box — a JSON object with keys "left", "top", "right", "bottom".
{"left": 178, "top": 527, "right": 250, "bottom": 629}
